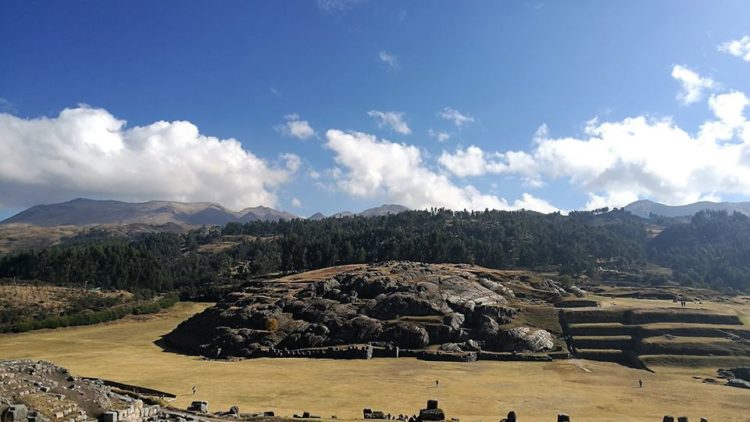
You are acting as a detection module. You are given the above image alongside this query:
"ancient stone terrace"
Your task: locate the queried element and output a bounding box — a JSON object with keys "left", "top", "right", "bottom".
{"left": 560, "top": 306, "right": 750, "bottom": 368}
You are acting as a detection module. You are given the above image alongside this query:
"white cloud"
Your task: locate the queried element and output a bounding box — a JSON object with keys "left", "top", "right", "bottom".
{"left": 438, "top": 145, "right": 541, "bottom": 187}
{"left": 276, "top": 113, "right": 316, "bottom": 140}
{"left": 438, "top": 107, "right": 474, "bottom": 128}
{"left": 671, "top": 65, "right": 715, "bottom": 105}
{"left": 0, "top": 106, "right": 298, "bottom": 210}
{"left": 324, "top": 129, "right": 558, "bottom": 213}
{"left": 367, "top": 110, "right": 411, "bottom": 135}
{"left": 512, "top": 193, "right": 559, "bottom": 214}
{"left": 438, "top": 146, "right": 500, "bottom": 177}
{"left": 291, "top": 197, "right": 302, "bottom": 208}
{"left": 441, "top": 90, "right": 750, "bottom": 209}
{"left": 280, "top": 153, "right": 302, "bottom": 172}
{"left": 719, "top": 35, "right": 750, "bottom": 62}
{"left": 378, "top": 51, "right": 399, "bottom": 69}
{"left": 428, "top": 129, "right": 450, "bottom": 142}
{"left": 316, "top": 0, "right": 366, "bottom": 12}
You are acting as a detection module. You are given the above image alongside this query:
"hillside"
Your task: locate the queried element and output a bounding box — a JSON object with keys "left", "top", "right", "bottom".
{"left": 4, "top": 208, "right": 750, "bottom": 294}
{"left": 1, "top": 198, "right": 299, "bottom": 227}
{"left": 163, "top": 261, "right": 565, "bottom": 359}
{"left": 624, "top": 199, "right": 750, "bottom": 218}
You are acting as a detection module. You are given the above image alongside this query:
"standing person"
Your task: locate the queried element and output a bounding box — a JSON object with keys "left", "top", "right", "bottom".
{"left": 192, "top": 385, "right": 197, "bottom": 395}
{"left": 639, "top": 379, "right": 643, "bottom": 388}
{"left": 435, "top": 380, "right": 439, "bottom": 388}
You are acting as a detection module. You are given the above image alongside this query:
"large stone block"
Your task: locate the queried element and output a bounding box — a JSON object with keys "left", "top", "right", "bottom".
{"left": 99, "top": 411, "right": 118, "bottom": 422}
{"left": 2, "top": 405, "right": 28, "bottom": 422}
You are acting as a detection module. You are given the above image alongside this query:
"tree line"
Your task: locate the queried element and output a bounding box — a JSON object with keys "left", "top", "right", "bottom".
{"left": 1, "top": 208, "right": 749, "bottom": 293}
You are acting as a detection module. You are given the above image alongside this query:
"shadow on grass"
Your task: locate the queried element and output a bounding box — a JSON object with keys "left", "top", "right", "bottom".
{"left": 153, "top": 335, "right": 203, "bottom": 358}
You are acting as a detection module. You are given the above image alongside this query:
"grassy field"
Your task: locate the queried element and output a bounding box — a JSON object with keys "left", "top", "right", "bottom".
{"left": 596, "top": 295, "right": 750, "bottom": 316}
{"left": 0, "top": 302, "right": 748, "bottom": 422}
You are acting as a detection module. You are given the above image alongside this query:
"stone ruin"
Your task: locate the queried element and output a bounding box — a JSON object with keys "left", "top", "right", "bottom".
{"left": 0, "top": 360, "right": 160, "bottom": 422}
{"left": 496, "top": 411, "right": 713, "bottom": 421}
{"left": 185, "top": 403, "right": 207, "bottom": 415}
{"left": 362, "top": 409, "right": 386, "bottom": 419}
{"left": 417, "top": 400, "right": 444, "bottom": 422}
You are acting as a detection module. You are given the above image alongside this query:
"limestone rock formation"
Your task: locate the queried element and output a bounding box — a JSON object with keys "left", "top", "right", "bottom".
{"left": 164, "top": 262, "right": 557, "bottom": 358}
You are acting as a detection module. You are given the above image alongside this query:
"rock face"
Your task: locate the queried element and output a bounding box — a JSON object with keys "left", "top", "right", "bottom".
{"left": 164, "top": 262, "right": 556, "bottom": 358}
{"left": 495, "top": 327, "right": 555, "bottom": 352}
{"left": 729, "top": 366, "right": 750, "bottom": 382}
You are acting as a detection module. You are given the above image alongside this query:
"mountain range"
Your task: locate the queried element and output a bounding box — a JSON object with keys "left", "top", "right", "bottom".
{"left": 0, "top": 199, "right": 410, "bottom": 227}
{"left": 0, "top": 198, "right": 298, "bottom": 227}
{"left": 622, "top": 199, "right": 750, "bottom": 218}
{"left": 2, "top": 198, "right": 748, "bottom": 228}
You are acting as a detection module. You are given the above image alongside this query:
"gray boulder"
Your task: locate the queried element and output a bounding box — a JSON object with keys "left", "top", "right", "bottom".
{"left": 443, "top": 313, "right": 465, "bottom": 331}
{"left": 381, "top": 322, "right": 430, "bottom": 349}
{"left": 367, "top": 293, "right": 447, "bottom": 320}
{"left": 496, "top": 327, "right": 554, "bottom": 352}
{"left": 439, "top": 343, "right": 463, "bottom": 353}
{"left": 727, "top": 378, "right": 750, "bottom": 389}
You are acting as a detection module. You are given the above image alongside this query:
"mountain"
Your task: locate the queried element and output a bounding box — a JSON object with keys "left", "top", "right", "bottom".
{"left": 328, "top": 204, "right": 409, "bottom": 219}
{"left": 307, "top": 212, "right": 326, "bottom": 221}
{"left": 358, "top": 204, "right": 409, "bottom": 217}
{"left": 1, "top": 198, "right": 299, "bottom": 227}
{"left": 237, "top": 206, "right": 298, "bottom": 222}
{"left": 624, "top": 199, "right": 750, "bottom": 218}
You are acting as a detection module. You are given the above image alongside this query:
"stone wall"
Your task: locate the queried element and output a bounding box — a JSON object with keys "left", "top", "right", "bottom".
{"left": 101, "top": 400, "right": 160, "bottom": 422}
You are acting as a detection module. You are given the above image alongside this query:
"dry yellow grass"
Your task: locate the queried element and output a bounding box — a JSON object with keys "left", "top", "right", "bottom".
{"left": 0, "top": 284, "right": 132, "bottom": 312}
{"left": 595, "top": 294, "right": 750, "bottom": 316}
{"left": 0, "top": 303, "right": 748, "bottom": 422}
{"left": 0, "top": 224, "right": 82, "bottom": 254}
{"left": 277, "top": 264, "right": 367, "bottom": 282}
{"left": 643, "top": 336, "right": 735, "bottom": 344}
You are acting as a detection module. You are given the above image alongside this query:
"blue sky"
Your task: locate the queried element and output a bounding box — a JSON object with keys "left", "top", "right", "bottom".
{"left": 2, "top": 0, "right": 750, "bottom": 219}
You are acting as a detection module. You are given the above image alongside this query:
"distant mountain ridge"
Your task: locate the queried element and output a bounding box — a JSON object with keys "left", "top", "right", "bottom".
{"left": 8, "top": 198, "right": 750, "bottom": 227}
{"left": 1, "top": 199, "right": 412, "bottom": 228}
{"left": 624, "top": 199, "right": 750, "bottom": 218}
{"left": 313, "top": 204, "right": 409, "bottom": 219}
{"left": 1, "top": 198, "right": 299, "bottom": 227}
{"left": 358, "top": 204, "right": 409, "bottom": 217}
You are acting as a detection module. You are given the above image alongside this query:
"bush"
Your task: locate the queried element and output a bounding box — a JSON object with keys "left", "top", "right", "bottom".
{"left": 0, "top": 294, "right": 180, "bottom": 333}
{"left": 265, "top": 318, "right": 279, "bottom": 332}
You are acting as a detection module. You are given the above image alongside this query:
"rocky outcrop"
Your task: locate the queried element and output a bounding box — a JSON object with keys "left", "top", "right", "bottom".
{"left": 495, "top": 327, "right": 555, "bottom": 352}
{"left": 0, "top": 360, "right": 163, "bottom": 422}
{"left": 164, "top": 262, "right": 557, "bottom": 359}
